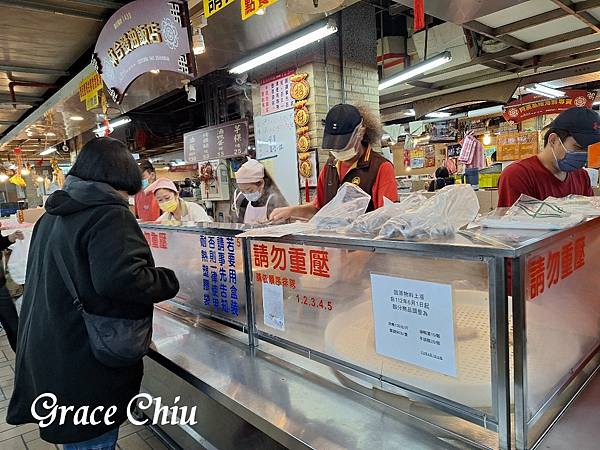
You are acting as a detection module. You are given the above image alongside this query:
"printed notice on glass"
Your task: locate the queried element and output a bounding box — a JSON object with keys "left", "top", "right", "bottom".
{"left": 370, "top": 274, "right": 456, "bottom": 377}
{"left": 263, "top": 283, "right": 285, "bottom": 331}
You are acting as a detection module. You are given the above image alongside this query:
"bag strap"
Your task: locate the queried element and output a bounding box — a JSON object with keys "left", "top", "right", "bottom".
{"left": 54, "top": 252, "right": 84, "bottom": 312}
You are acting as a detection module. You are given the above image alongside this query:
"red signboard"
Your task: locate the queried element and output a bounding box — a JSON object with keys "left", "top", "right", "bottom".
{"left": 503, "top": 90, "right": 596, "bottom": 123}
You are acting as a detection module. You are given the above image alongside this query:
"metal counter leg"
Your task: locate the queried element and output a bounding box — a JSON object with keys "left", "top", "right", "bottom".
{"left": 512, "top": 257, "right": 528, "bottom": 449}
{"left": 490, "top": 257, "right": 511, "bottom": 449}
{"left": 242, "top": 238, "right": 258, "bottom": 348}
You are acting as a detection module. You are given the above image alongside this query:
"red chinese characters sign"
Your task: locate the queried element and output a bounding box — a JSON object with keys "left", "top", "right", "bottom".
{"left": 252, "top": 243, "right": 331, "bottom": 290}
{"left": 527, "top": 236, "right": 586, "bottom": 301}
{"left": 503, "top": 90, "right": 596, "bottom": 123}
{"left": 143, "top": 231, "right": 169, "bottom": 250}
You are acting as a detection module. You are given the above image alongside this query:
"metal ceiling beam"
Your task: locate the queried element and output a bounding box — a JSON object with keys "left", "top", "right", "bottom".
{"left": 0, "top": 94, "right": 44, "bottom": 103}
{"left": 0, "top": 0, "right": 106, "bottom": 21}
{"left": 462, "top": 20, "right": 529, "bottom": 51}
{"left": 63, "top": 0, "right": 124, "bottom": 8}
{"left": 528, "top": 27, "right": 594, "bottom": 50}
{"left": 495, "top": 9, "right": 567, "bottom": 36}
{"left": 0, "top": 121, "right": 17, "bottom": 126}
{"left": 575, "top": 0, "right": 600, "bottom": 13}
{"left": 550, "top": 0, "right": 600, "bottom": 33}
{"left": 0, "top": 64, "right": 69, "bottom": 77}
{"left": 407, "top": 80, "right": 439, "bottom": 91}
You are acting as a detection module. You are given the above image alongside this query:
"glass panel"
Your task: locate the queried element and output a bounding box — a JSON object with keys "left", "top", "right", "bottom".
{"left": 143, "top": 227, "right": 247, "bottom": 325}
{"left": 251, "top": 240, "right": 493, "bottom": 411}
{"left": 524, "top": 221, "right": 600, "bottom": 420}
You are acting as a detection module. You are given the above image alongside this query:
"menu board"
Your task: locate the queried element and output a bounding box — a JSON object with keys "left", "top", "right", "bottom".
{"left": 260, "top": 70, "right": 295, "bottom": 115}
{"left": 497, "top": 131, "right": 539, "bottom": 162}
{"left": 410, "top": 147, "right": 425, "bottom": 169}
{"left": 424, "top": 145, "right": 436, "bottom": 168}
{"left": 184, "top": 119, "right": 248, "bottom": 163}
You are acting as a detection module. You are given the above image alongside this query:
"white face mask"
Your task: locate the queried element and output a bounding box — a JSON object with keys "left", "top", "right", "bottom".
{"left": 327, "top": 122, "right": 366, "bottom": 162}
{"left": 244, "top": 191, "right": 262, "bottom": 202}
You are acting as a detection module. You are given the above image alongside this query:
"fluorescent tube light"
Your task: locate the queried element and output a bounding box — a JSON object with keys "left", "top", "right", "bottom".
{"left": 379, "top": 52, "right": 452, "bottom": 91}
{"left": 467, "top": 105, "right": 504, "bottom": 118}
{"left": 526, "top": 84, "right": 565, "bottom": 99}
{"left": 40, "top": 147, "right": 57, "bottom": 156}
{"left": 426, "top": 112, "right": 452, "bottom": 118}
{"left": 93, "top": 117, "right": 131, "bottom": 135}
{"left": 230, "top": 21, "right": 338, "bottom": 74}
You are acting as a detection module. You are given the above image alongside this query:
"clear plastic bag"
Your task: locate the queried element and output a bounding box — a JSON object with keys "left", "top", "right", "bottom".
{"left": 310, "top": 182, "right": 371, "bottom": 230}
{"left": 346, "top": 194, "right": 427, "bottom": 235}
{"left": 378, "top": 185, "right": 480, "bottom": 240}
{"left": 479, "top": 194, "right": 585, "bottom": 230}
{"left": 7, "top": 237, "right": 29, "bottom": 285}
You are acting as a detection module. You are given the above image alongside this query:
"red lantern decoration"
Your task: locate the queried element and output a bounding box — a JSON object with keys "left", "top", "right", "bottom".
{"left": 414, "top": 0, "right": 425, "bottom": 32}
{"left": 14, "top": 147, "right": 22, "bottom": 155}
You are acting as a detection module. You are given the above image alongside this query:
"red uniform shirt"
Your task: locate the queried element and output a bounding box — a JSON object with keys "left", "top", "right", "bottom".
{"left": 498, "top": 156, "right": 593, "bottom": 207}
{"left": 314, "top": 158, "right": 398, "bottom": 209}
{"left": 134, "top": 191, "right": 161, "bottom": 221}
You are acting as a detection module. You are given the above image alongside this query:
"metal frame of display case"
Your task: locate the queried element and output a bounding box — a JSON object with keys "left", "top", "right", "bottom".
{"left": 140, "top": 219, "right": 600, "bottom": 450}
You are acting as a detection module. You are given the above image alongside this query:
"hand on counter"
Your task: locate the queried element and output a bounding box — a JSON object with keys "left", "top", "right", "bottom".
{"left": 269, "top": 206, "right": 294, "bottom": 224}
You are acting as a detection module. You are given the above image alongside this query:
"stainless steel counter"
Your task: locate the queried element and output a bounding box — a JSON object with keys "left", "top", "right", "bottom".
{"left": 147, "top": 309, "right": 484, "bottom": 450}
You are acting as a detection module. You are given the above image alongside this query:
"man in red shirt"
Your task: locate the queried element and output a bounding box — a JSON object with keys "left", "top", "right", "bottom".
{"left": 134, "top": 159, "right": 161, "bottom": 221}
{"left": 270, "top": 104, "right": 397, "bottom": 222}
{"left": 498, "top": 107, "right": 600, "bottom": 207}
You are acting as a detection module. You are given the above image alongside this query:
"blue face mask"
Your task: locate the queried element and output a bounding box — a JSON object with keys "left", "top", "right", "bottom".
{"left": 141, "top": 179, "right": 150, "bottom": 189}
{"left": 553, "top": 140, "right": 588, "bottom": 172}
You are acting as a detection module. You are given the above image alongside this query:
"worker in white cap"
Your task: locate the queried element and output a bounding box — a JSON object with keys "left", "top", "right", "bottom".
{"left": 232, "top": 159, "right": 287, "bottom": 224}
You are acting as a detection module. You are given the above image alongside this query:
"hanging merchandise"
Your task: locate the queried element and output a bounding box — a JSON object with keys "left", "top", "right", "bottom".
{"left": 10, "top": 147, "right": 26, "bottom": 188}
{"left": 459, "top": 131, "right": 485, "bottom": 169}
{"left": 50, "top": 158, "right": 65, "bottom": 191}
{"left": 289, "top": 72, "right": 314, "bottom": 194}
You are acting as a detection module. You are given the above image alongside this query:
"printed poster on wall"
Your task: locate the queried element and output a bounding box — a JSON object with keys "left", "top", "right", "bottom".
{"left": 370, "top": 274, "right": 457, "bottom": 377}
{"left": 260, "top": 70, "right": 295, "bottom": 115}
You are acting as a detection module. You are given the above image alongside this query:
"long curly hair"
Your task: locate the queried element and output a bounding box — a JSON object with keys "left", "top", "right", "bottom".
{"left": 355, "top": 104, "right": 383, "bottom": 147}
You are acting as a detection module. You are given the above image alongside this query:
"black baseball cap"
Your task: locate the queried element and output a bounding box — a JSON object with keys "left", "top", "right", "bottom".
{"left": 322, "top": 104, "right": 362, "bottom": 149}
{"left": 549, "top": 107, "right": 600, "bottom": 149}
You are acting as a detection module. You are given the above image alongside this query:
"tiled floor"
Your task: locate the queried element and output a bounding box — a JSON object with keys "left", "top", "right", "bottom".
{"left": 0, "top": 331, "right": 170, "bottom": 450}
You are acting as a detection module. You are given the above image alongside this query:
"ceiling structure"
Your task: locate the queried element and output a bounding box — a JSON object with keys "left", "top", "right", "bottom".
{"left": 0, "top": 0, "right": 129, "bottom": 158}
{"left": 382, "top": 0, "right": 600, "bottom": 119}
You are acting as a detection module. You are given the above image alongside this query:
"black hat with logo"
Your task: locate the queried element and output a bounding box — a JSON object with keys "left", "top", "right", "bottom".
{"left": 550, "top": 107, "right": 600, "bottom": 148}
{"left": 322, "top": 104, "right": 362, "bottom": 150}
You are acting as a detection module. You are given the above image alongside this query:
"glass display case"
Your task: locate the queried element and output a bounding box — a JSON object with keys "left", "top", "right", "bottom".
{"left": 140, "top": 218, "right": 600, "bottom": 450}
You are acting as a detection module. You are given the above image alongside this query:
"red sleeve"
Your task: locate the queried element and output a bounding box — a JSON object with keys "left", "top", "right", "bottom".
{"left": 371, "top": 162, "right": 398, "bottom": 208}
{"left": 584, "top": 174, "right": 594, "bottom": 196}
{"left": 314, "top": 164, "right": 328, "bottom": 210}
{"left": 497, "top": 163, "right": 530, "bottom": 207}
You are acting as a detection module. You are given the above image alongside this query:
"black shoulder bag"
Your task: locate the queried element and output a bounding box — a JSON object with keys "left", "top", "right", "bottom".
{"left": 54, "top": 252, "right": 153, "bottom": 368}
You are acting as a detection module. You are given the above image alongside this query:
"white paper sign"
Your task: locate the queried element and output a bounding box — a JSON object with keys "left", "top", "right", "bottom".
{"left": 263, "top": 283, "right": 285, "bottom": 331}
{"left": 370, "top": 274, "right": 456, "bottom": 377}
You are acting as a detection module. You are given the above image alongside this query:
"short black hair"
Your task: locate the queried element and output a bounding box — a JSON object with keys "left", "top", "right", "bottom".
{"left": 138, "top": 159, "right": 155, "bottom": 174}
{"left": 544, "top": 128, "right": 571, "bottom": 147}
{"left": 435, "top": 167, "right": 449, "bottom": 178}
{"left": 69, "top": 137, "right": 142, "bottom": 195}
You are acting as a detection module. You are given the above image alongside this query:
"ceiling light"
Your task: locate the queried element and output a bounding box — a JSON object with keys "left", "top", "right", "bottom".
{"left": 426, "top": 112, "right": 452, "bottom": 118}
{"left": 44, "top": 132, "right": 56, "bottom": 137}
{"left": 483, "top": 134, "right": 492, "bottom": 146}
{"left": 0, "top": 174, "right": 8, "bottom": 183}
{"left": 230, "top": 20, "right": 338, "bottom": 74}
{"left": 21, "top": 167, "right": 30, "bottom": 176}
{"left": 36, "top": 176, "right": 44, "bottom": 183}
{"left": 404, "top": 109, "right": 416, "bottom": 117}
{"left": 93, "top": 117, "right": 131, "bottom": 135}
{"left": 256, "top": 8, "right": 265, "bottom": 15}
{"left": 379, "top": 52, "right": 452, "bottom": 91}
{"left": 526, "top": 84, "right": 565, "bottom": 99}
{"left": 150, "top": 69, "right": 160, "bottom": 74}
{"left": 70, "top": 116, "right": 84, "bottom": 121}
{"left": 192, "top": 31, "right": 206, "bottom": 55}
{"left": 40, "top": 147, "right": 57, "bottom": 156}
{"left": 467, "top": 105, "right": 504, "bottom": 118}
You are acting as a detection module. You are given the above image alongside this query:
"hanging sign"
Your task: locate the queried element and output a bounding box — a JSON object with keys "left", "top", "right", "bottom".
{"left": 92, "top": 0, "right": 196, "bottom": 103}
{"left": 183, "top": 119, "right": 248, "bottom": 163}
{"left": 79, "top": 71, "right": 103, "bottom": 102}
{"left": 242, "top": 0, "right": 279, "bottom": 21}
{"left": 204, "top": 0, "right": 235, "bottom": 18}
{"left": 503, "top": 90, "right": 596, "bottom": 123}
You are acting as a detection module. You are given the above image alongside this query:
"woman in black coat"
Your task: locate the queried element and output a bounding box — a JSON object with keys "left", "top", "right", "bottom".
{"left": 7, "top": 138, "right": 179, "bottom": 449}
{"left": 0, "top": 229, "right": 24, "bottom": 352}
